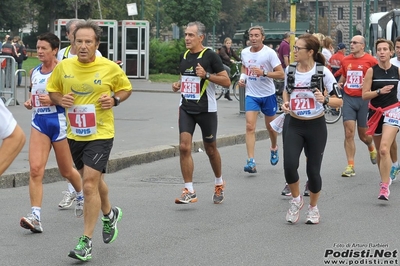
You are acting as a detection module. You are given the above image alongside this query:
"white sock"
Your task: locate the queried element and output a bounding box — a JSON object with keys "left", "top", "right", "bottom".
{"left": 32, "top": 206, "right": 41, "bottom": 221}
{"left": 215, "top": 177, "right": 223, "bottom": 185}
{"left": 309, "top": 204, "right": 318, "bottom": 210}
{"left": 393, "top": 161, "right": 399, "bottom": 168}
{"left": 76, "top": 191, "right": 84, "bottom": 201}
{"left": 292, "top": 195, "right": 301, "bottom": 203}
{"left": 184, "top": 182, "right": 194, "bottom": 193}
{"left": 68, "top": 183, "right": 76, "bottom": 194}
{"left": 106, "top": 208, "right": 114, "bottom": 219}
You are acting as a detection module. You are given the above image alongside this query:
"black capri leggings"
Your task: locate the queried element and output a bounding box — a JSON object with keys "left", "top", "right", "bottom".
{"left": 283, "top": 115, "right": 327, "bottom": 193}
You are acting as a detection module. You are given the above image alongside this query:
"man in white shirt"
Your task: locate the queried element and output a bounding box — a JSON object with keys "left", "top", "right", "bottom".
{"left": 0, "top": 100, "right": 25, "bottom": 175}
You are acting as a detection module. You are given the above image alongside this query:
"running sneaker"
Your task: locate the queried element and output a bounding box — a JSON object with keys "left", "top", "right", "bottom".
{"left": 281, "top": 183, "right": 291, "bottom": 196}
{"left": 370, "top": 148, "right": 377, "bottom": 164}
{"left": 341, "top": 165, "right": 355, "bottom": 177}
{"left": 175, "top": 188, "right": 198, "bottom": 204}
{"left": 20, "top": 214, "right": 43, "bottom": 233}
{"left": 270, "top": 149, "right": 279, "bottom": 166}
{"left": 303, "top": 181, "right": 310, "bottom": 197}
{"left": 378, "top": 183, "right": 390, "bottom": 201}
{"left": 213, "top": 181, "right": 225, "bottom": 204}
{"left": 286, "top": 196, "right": 304, "bottom": 224}
{"left": 306, "top": 205, "right": 320, "bottom": 224}
{"left": 58, "top": 191, "right": 76, "bottom": 209}
{"left": 102, "top": 206, "right": 123, "bottom": 244}
{"left": 244, "top": 158, "right": 257, "bottom": 173}
{"left": 390, "top": 165, "right": 400, "bottom": 181}
{"left": 68, "top": 235, "right": 92, "bottom": 261}
{"left": 75, "top": 196, "right": 84, "bottom": 218}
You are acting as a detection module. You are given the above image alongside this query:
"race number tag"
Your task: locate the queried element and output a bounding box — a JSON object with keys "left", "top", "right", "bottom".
{"left": 181, "top": 76, "right": 201, "bottom": 100}
{"left": 290, "top": 90, "right": 316, "bottom": 111}
{"left": 383, "top": 107, "right": 400, "bottom": 126}
{"left": 68, "top": 104, "right": 97, "bottom": 136}
{"left": 31, "top": 94, "right": 41, "bottom": 108}
{"left": 346, "top": 70, "right": 363, "bottom": 89}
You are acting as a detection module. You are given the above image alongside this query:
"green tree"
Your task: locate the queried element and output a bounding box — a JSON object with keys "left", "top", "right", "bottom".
{"left": 0, "top": 0, "right": 30, "bottom": 35}
{"left": 163, "top": 0, "right": 221, "bottom": 30}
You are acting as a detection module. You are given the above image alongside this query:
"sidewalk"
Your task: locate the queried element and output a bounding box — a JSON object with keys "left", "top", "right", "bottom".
{"left": 0, "top": 80, "right": 269, "bottom": 188}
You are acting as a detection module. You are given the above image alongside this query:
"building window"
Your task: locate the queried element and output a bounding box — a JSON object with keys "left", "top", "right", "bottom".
{"left": 319, "top": 7, "right": 325, "bottom": 17}
{"left": 357, "top": 7, "right": 362, "bottom": 20}
{"left": 381, "top": 7, "right": 387, "bottom": 12}
{"left": 337, "top": 30, "right": 343, "bottom": 44}
{"left": 338, "top": 8, "right": 344, "bottom": 20}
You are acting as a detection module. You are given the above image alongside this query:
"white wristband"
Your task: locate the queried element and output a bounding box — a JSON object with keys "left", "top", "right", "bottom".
{"left": 240, "top": 73, "right": 247, "bottom": 80}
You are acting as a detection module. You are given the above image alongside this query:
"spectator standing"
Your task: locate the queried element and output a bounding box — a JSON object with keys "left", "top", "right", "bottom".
{"left": 277, "top": 32, "right": 291, "bottom": 70}
{"left": 219, "top": 37, "right": 241, "bottom": 101}
{"left": 338, "top": 35, "right": 378, "bottom": 177}
{"left": 1, "top": 36, "right": 17, "bottom": 58}
{"left": 330, "top": 43, "right": 346, "bottom": 81}
{"left": 13, "top": 36, "right": 26, "bottom": 87}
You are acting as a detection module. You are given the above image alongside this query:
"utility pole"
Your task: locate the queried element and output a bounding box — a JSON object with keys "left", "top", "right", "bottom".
{"left": 349, "top": 0, "right": 353, "bottom": 39}
{"left": 289, "top": 0, "right": 300, "bottom": 63}
{"left": 365, "top": 0, "right": 370, "bottom": 50}
{"left": 97, "top": 0, "right": 102, "bottom": 19}
{"left": 316, "top": 0, "right": 319, "bottom": 33}
{"left": 156, "top": 0, "right": 160, "bottom": 38}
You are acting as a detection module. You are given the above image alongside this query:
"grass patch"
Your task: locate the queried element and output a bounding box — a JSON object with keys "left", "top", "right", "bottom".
{"left": 149, "top": 73, "right": 179, "bottom": 83}
{"left": 22, "top": 57, "right": 180, "bottom": 83}
{"left": 22, "top": 57, "right": 40, "bottom": 74}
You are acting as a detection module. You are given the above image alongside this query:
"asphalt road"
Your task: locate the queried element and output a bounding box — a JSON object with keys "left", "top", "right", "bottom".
{"left": 2, "top": 112, "right": 400, "bottom": 265}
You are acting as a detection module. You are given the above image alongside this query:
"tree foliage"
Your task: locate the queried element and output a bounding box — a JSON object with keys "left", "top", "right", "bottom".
{"left": 163, "top": 0, "right": 221, "bottom": 30}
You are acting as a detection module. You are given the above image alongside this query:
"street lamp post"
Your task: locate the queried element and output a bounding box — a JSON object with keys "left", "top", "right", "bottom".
{"left": 156, "top": 0, "right": 160, "bottom": 39}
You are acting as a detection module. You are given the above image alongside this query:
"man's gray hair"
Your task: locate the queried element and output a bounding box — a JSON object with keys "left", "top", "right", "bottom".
{"left": 66, "top": 19, "right": 85, "bottom": 34}
{"left": 187, "top": 21, "right": 206, "bottom": 37}
{"left": 74, "top": 20, "right": 103, "bottom": 43}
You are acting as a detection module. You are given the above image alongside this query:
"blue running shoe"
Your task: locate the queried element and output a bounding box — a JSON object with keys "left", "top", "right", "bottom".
{"left": 270, "top": 149, "right": 279, "bottom": 165}
{"left": 244, "top": 158, "right": 257, "bottom": 173}
{"left": 390, "top": 165, "right": 400, "bottom": 181}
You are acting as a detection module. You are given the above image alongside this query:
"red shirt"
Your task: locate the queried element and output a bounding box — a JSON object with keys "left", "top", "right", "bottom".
{"left": 329, "top": 51, "right": 345, "bottom": 77}
{"left": 340, "top": 53, "right": 378, "bottom": 97}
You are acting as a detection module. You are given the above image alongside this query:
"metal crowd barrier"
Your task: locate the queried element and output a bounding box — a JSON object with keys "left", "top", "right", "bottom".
{"left": 0, "top": 55, "right": 27, "bottom": 106}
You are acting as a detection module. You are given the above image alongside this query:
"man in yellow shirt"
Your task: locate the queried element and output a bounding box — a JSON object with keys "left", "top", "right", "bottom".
{"left": 47, "top": 20, "right": 132, "bottom": 262}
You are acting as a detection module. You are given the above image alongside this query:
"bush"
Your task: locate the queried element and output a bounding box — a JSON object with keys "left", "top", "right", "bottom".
{"left": 149, "top": 38, "right": 186, "bottom": 75}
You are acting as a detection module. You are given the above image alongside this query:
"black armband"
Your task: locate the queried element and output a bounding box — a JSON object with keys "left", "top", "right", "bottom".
{"left": 29, "top": 86, "right": 32, "bottom": 92}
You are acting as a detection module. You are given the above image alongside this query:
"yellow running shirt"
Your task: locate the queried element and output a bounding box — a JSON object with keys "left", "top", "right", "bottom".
{"left": 46, "top": 56, "right": 132, "bottom": 141}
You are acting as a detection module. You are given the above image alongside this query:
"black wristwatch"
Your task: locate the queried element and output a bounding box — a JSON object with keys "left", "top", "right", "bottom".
{"left": 112, "top": 96, "right": 121, "bottom": 106}
{"left": 205, "top": 72, "right": 210, "bottom": 80}
{"left": 263, "top": 71, "right": 268, "bottom": 77}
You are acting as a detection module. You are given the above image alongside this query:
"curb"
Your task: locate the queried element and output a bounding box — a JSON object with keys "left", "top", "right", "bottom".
{"left": 0, "top": 130, "right": 269, "bottom": 189}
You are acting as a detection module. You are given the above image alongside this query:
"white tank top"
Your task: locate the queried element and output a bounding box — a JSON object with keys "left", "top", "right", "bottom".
{"left": 31, "top": 65, "right": 58, "bottom": 115}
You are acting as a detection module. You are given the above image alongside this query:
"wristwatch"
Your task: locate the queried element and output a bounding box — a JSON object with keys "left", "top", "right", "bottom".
{"left": 376, "top": 89, "right": 381, "bottom": 95}
{"left": 323, "top": 96, "right": 330, "bottom": 105}
{"left": 112, "top": 96, "right": 121, "bottom": 106}
{"left": 263, "top": 71, "right": 268, "bottom": 77}
{"left": 205, "top": 72, "right": 210, "bottom": 80}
